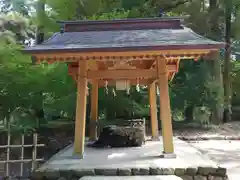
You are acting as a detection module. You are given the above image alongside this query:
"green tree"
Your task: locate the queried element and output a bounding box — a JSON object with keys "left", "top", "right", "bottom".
{"left": 223, "top": 0, "right": 233, "bottom": 122}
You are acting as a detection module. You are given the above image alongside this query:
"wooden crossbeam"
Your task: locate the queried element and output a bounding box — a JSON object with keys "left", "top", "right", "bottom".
{"left": 87, "top": 69, "right": 157, "bottom": 79}
{"left": 68, "top": 64, "right": 177, "bottom": 77}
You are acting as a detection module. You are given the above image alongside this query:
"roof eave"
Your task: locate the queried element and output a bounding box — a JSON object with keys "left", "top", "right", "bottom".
{"left": 23, "top": 43, "right": 225, "bottom": 55}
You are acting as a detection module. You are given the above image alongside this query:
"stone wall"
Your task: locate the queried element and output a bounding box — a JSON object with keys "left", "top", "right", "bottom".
{"left": 31, "top": 167, "right": 228, "bottom": 180}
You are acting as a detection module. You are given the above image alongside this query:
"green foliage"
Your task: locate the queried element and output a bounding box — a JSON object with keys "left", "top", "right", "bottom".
{"left": 98, "top": 87, "right": 149, "bottom": 120}
{"left": 171, "top": 60, "right": 217, "bottom": 109}
{"left": 231, "top": 60, "right": 240, "bottom": 105}
{"left": 0, "top": 0, "right": 31, "bottom": 15}
{"left": 42, "top": 64, "right": 76, "bottom": 117}
{"left": 0, "top": 12, "right": 77, "bottom": 128}
{"left": 0, "top": 44, "right": 32, "bottom": 117}
{"left": 89, "top": 9, "right": 129, "bottom": 20}
{"left": 193, "top": 106, "right": 211, "bottom": 125}
{"left": 0, "top": 0, "right": 240, "bottom": 132}
{"left": 0, "top": 12, "right": 34, "bottom": 44}
{"left": 121, "top": 0, "right": 145, "bottom": 10}
{"left": 46, "top": 0, "right": 102, "bottom": 19}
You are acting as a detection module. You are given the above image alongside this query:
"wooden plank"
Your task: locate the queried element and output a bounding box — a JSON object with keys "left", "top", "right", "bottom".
{"left": 20, "top": 134, "right": 24, "bottom": 177}
{"left": 32, "top": 133, "right": 37, "bottom": 171}
{"left": 0, "top": 144, "right": 44, "bottom": 148}
{"left": 169, "top": 72, "right": 176, "bottom": 81}
{"left": 6, "top": 125, "right": 10, "bottom": 177}
{"left": 0, "top": 159, "right": 44, "bottom": 163}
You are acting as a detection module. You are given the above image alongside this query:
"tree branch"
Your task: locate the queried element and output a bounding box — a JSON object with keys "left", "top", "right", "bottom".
{"left": 163, "top": 0, "right": 192, "bottom": 12}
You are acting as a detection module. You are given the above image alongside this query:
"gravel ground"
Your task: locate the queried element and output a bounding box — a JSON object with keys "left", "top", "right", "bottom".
{"left": 173, "top": 121, "right": 240, "bottom": 137}
{"left": 190, "top": 140, "right": 240, "bottom": 180}
{"left": 174, "top": 121, "right": 240, "bottom": 180}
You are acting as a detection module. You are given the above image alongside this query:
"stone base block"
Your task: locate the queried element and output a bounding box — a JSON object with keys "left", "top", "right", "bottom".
{"left": 80, "top": 176, "right": 183, "bottom": 180}
{"left": 159, "top": 153, "right": 177, "bottom": 159}
{"left": 151, "top": 136, "right": 160, "bottom": 141}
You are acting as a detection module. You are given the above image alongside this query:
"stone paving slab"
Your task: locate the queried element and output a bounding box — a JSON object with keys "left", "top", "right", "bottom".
{"left": 39, "top": 137, "right": 217, "bottom": 171}
{"left": 80, "top": 176, "right": 183, "bottom": 180}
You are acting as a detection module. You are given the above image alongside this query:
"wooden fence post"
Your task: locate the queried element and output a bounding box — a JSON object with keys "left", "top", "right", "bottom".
{"left": 31, "top": 133, "right": 37, "bottom": 171}
{"left": 20, "top": 134, "right": 24, "bottom": 177}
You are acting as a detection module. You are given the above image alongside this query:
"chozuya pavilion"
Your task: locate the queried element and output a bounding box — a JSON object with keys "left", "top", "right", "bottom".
{"left": 24, "top": 17, "right": 224, "bottom": 158}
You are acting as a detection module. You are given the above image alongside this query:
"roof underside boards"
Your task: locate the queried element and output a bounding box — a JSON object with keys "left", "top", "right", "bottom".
{"left": 25, "top": 27, "right": 224, "bottom": 53}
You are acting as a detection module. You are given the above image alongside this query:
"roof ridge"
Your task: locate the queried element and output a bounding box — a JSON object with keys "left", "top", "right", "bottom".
{"left": 41, "top": 32, "right": 60, "bottom": 45}
{"left": 57, "top": 17, "right": 185, "bottom": 25}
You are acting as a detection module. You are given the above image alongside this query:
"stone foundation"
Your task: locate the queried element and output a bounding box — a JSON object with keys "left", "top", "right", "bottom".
{"left": 178, "top": 135, "right": 240, "bottom": 141}
{"left": 31, "top": 167, "right": 228, "bottom": 180}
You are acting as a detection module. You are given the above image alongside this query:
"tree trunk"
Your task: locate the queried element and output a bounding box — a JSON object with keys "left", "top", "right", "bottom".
{"left": 35, "top": 0, "right": 45, "bottom": 45}
{"left": 184, "top": 105, "right": 194, "bottom": 122}
{"left": 223, "top": 0, "right": 232, "bottom": 122}
{"left": 34, "top": 0, "right": 46, "bottom": 127}
{"left": 208, "top": 0, "right": 224, "bottom": 124}
{"left": 211, "top": 53, "right": 224, "bottom": 124}
{"left": 209, "top": 0, "right": 218, "bottom": 40}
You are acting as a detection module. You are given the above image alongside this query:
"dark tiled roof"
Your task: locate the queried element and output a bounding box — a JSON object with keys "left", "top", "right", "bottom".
{"left": 25, "top": 27, "right": 224, "bottom": 53}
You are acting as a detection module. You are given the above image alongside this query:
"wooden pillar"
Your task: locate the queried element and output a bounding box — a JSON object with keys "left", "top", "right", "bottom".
{"left": 90, "top": 81, "right": 99, "bottom": 141}
{"left": 148, "top": 83, "right": 159, "bottom": 140}
{"left": 74, "top": 60, "right": 88, "bottom": 157}
{"left": 157, "top": 58, "right": 174, "bottom": 154}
